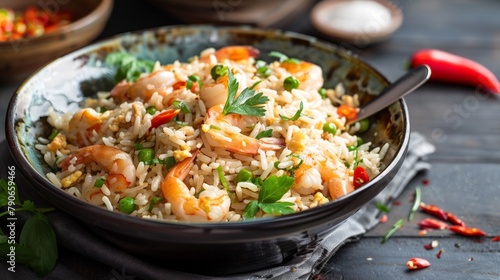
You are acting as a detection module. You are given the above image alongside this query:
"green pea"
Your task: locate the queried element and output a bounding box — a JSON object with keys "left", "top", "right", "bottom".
{"left": 357, "top": 119, "right": 370, "bottom": 133}
{"left": 318, "top": 88, "right": 327, "bottom": 99}
{"left": 118, "top": 197, "right": 136, "bottom": 214}
{"left": 283, "top": 76, "right": 300, "bottom": 91}
{"left": 146, "top": 106, "right": 157, "bottom": 115}
{"left": 323, "top": 122, "right": 337, "bottom": 135}
{"left": 210, "top": 64, "right": 228, "bottom": 80}
{"left": 138, "top": 148, "right": 154, "bottom": 162}
{"left": 236, "top": 169, "right": 253, "bottom": 183}
{"left": 94, "top": 177, "right": 105, "bottom": 188}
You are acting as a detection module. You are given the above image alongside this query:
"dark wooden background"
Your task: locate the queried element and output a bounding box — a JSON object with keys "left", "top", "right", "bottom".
{"left": 1, "top": 0, "right": 499, "bottom": 279}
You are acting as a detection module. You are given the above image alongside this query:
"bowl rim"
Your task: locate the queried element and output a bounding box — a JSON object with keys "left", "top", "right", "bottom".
{"left": 6, "top": 24, "right": 410, "bottom": 242}
{"left": 0, "top": 0, "right": 114, "bottom": 48}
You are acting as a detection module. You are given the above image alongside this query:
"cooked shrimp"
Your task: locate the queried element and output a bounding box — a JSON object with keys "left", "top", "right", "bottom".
{"left": 202, "top": 104, "right": 285, "bottom": 155}
{"left": 199, "top": 68, "right": 248, "bottom": 109}
{"left": 281, "top": 60, "right": 324, "bottom": 91}
{"left": 110, "top": 69, "right": 179, "bottom": 107}
{"left": 67, "top": 108, "right": 104, "bottom": 147}
{"left": 291, "top": 142, "right": 352, "bottom": 199}
{"left": 200, "top": 45, "right": 260, "bottom": 64}
{"left": 161, "top": 150, "right": 230, "bottom": 222}
{"left": 58, "top": 145, "right": 136, "bottom": 192}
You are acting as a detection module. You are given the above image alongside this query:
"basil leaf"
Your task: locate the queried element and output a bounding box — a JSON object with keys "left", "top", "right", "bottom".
{"left": 22, "top": 200, "right": 36, "bottom": 213}
{"left": 258, "top": 175, "right": 295, "bottom": 204}
{"left": 259, "top": 202, "right": 295, "bottom": 215}
{"left": 19, "top": 213, "right": 58, "bottom": 276}
{"left": 0, "top": 243, "right": 37, "bottom": 264}
{"left": 242, "top": 200, "right": 260, "bottom": 220}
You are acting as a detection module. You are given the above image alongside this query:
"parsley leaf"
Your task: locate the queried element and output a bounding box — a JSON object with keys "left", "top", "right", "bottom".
{"left": 255, "top": 129, "right": 273, "bottom": 140}
{"left": 106, "top": 52, "right": 155, "bottom": 83}
{"left": 280, "top": 101, "right": 303, "bottom": 121}
{"left": 242, "top": 175, "right": 295, "bottom": 219}
{"left": 222, "top": 71, "right": 269, "bottom": 116}
{"left": 172, "top": 100, "right": 191, "bottom": 113}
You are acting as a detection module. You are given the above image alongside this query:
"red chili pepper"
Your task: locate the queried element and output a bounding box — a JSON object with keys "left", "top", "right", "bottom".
{"left": 448, "top": 225, "right": 486, "bottom": 237}
{"left": 353, "top": 166, "right": 369, "bottom": 189}
{"left": 410, "top": 49, "right": 500, "bottom": 94}
{"left": 491, "top": 236, "right": 500, "bottom": 242}
{"left": 406, "top": 257, "right": 430, "bottom": 270}
{"left": 436, "top": 249, "right": 444, "bottom": 259}
{"left": 379, "top": 214, "right": 388, "bottom": 223}
{"left": 418, "top": 218, "right": 449, "bottom": 230}
{"left": 419, "top": 202, "right": 448, "bottom": 221}
{"left": 337, "top": 104, "right": 358, "bottom": 122}
{"left": 150, "top": 108, "right": 180, "bottom": 129}
{"left": 446, "top": 212, "right": 466, "bottom": 227}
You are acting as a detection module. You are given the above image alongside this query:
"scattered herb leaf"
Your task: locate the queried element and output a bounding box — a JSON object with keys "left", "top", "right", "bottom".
{"left": 106, "top": 52, "right": 155, "bottom": 83}
{"left": 279, "top": 101, "right": 303, "bottom": 121}
{"left": 222, "top": 71, "right": 269, "bottom": 116}
{"left": 255, "top": 129, "right": 273, "bottom": 140}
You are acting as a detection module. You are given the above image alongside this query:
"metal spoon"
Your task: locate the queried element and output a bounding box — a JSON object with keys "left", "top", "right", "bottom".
{"left": 346, "top": 64, "right": 431, "bottom": 125}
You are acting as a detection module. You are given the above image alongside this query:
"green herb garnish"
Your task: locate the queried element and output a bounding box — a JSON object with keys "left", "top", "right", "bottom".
{"left": 280, "top": 101, "right": 303, "bottom": 121}
{"left": 148, "top": 196, "right": 164, "bottom": 212}
{"left": 216, "top": 166, "right": 230, "bottom": 193}
{"left": 408, "top": 187, "right": 421, "bottom": 221}
{"left": 222, "top": 71, "right": 269, "bottom": 116}
{"left": 94, "top": 178, "right": 106, "bottom": 188}
{"left": 172, "top": 100, "right": 191, "bottom": 114}
{"left": 48, "top": 129, "right": 59, "bottom": 141}
{"left": 268, "top": 51, "right": 301, "bottom": 64}
{"left": 106, "top": 52, "right": 155, "bottom": 83}
{"left": 381, "top": 218, "right": 404, "bottom": 244}
{"left": 255, "top": 129, "right": 273, "bottom": 140}
{"left": 242, "top": 175, "right": 295, "bottom": 220}
{"left": 375, "top": 202, "right": 390, "bottom": 213}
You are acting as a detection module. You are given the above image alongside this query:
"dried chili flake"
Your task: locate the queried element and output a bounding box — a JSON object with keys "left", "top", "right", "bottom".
{"left": 421, "top": 179, "right": 430, "bottom": 185}
{"left": 423, "top": 240, "right": 439, "bottom": 250}
{"left": 491, "top": 236, "right": 500, "bottom": 242}
{"left": 418, "top": 229, "right": 428, "bottom": 236}
{"left": 418, "top": 218, "right": 449, "bottom": 230}
{"left": 436, "top": 249, "right": 444, "bottom": 259}
{"left": 392, "top": 200, "right": 402, "bottom": 206}
{"left": 448, "top": 225, "right": 486, "bottom": 237}
{"left": 406, "top": 257, "right": 430, "bottom": 270}
{"left": 419, "top": 202, "right": 448, "bottom": 221}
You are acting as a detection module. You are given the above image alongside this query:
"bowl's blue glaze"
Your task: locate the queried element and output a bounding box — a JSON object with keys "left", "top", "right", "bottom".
{"left": 7, "top": 25, "right": 409, "bottom": 275}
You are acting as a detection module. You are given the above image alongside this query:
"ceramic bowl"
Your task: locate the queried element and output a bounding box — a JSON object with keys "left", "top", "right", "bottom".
{"left": 6, "top": 25, "right": 409, "bottom": 275}
{"left": 0, "top": 0, "right": 113, "bottom": 82}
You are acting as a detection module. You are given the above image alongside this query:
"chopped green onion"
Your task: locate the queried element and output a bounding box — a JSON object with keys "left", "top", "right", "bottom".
{"left": 375, "top": 202, "right": 390, "bottom": 213}
{"left": 138, "top": 148, "right": 154, "bottom": 162}
{"left": 146, "top": 106, "right": 157, "bottom": 115}
{"left": 211, "top": 64, "right": 228, "bottom": 80}
{"left": 283, "top": 76, "right": 300, "bottom": 91}
{"left": 217, "top": 166, "right": 229, "bottom": 192}
{"left": 134, "top": 142, "right": 143, "bottom": 150}
{"left": 255, "top": 60, "right": 267, "bottom": 68}
{"left": 381, "top": 218, "right": 404, "bottom": 244}
{"left": 99, "top": 107, "right": 108, "bottom": 114}
{"left": 268, "top": 51, "right": 301, "bottom": 64}
{"left": 175, "top": 121, "right": 187, "bottom": 127}
{"left": 148, "top": 196, "right": 164, "bottom": 212}
{"left": 162, "top": 156, "right": 176, "bottom": 170}
{"left": 318, "top": 88, "right": 327, "bottom": 99}
{"left": 210, "top": 125, "right": 221, "bottom": 130}
{"left": 255, "top": 129, "right": 273, "bottom": 140}
{"left": 94, "top": 178, "right": 106, "bottom": 188}
{"left": 236, "top": 169, "right": 253, "bottom": 183}
{"left": 279, "top": 101, "right": 303, "bottom": 121}
{"left": 257, "top": 66, "right": 271, "bottom": 78}
{"left": 118, "top": 197, "right": 136, "bottom": 214}
{"left": 323, "top": 122, "right": 337, "bottom": 135}
{"left": 357, "top": 137, "right": 364, "bottom": 147}
{"left": 172, "top": 100, "right": 191, "bottom": 113}
{"left": 408, "top": 187, "right": 421, "bottom": 221}
{"left": 48, "top": 129, "right": 59, "bottom": 141}
{"left": 348, "top": 145, "right": 358, "bottom": 151}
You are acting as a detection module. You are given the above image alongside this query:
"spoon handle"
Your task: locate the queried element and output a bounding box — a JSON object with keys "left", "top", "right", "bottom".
{"left": 348, "top": 64, "right": 431, "bottom": 125}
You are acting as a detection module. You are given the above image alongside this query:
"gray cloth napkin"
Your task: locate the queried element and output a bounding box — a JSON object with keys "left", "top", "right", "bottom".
{"left": 0, "top": 132, "right": 434, "bottom": 280}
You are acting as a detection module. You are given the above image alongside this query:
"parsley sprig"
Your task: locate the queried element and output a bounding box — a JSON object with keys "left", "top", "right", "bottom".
{"left": 242, "top": 175, "right": 295, "bottom": 220}
{"left": 106, "top": 52, "right": 155, "bottom": 83}
{"left": 222, "top": 71, "right": 269, "bottom": 116}
{"left": 0, "top": 179, "right": 57, "bottom": 276}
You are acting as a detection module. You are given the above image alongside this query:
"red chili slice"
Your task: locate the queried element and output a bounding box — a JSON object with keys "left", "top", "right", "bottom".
{"left": 150, "top": 108, "right": 180, "bottom": 129}
{"left": 448, "top": 225, "right": 486, "bottom": 237}
{"left": 353, "top": 166, "right": 369, "bottom": 189}
{"left": 406, "top": 257, "right": 430, "bottom": 270}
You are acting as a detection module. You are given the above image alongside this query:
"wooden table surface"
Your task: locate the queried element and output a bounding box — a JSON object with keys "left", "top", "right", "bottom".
{"left": 1, "top": 0, "right": 499, "bottom": 279}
